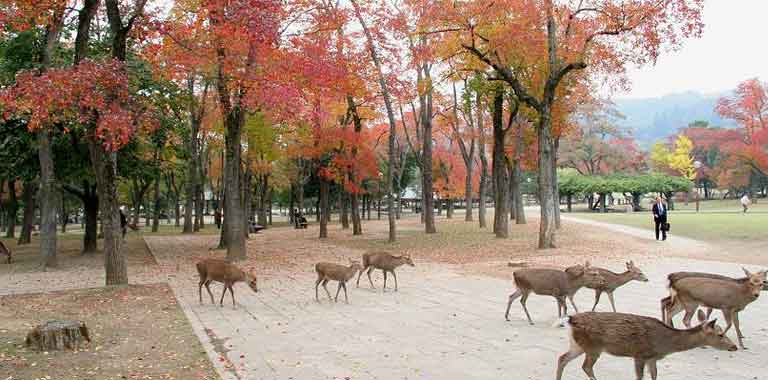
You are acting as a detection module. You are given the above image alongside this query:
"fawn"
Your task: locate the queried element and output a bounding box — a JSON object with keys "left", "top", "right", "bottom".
{"left": 667, "top": 268, "right": 766, "bottom": 348}
{"left": 556, "top": 310, "right": 737, "bottom": 380}
{"left": 315, "top": 259, "right": 363, "bottom": 303}
{"left": 585, "top": 261, "right": 648, "bottom": 312}
{"left": 356, "top": 251, "right": 415, "bottom": 291}
{"left": 505, "top": 262, "right": 605, "bottom": 324}
{"left": 0, "top": 241, "right": 11, "bottom": 264}
{"left": 196, "top": 259, "right": 258, "bottom": 308}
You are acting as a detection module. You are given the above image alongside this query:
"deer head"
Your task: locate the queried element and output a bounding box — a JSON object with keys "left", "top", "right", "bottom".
{"left": 626, "top": 261, "right": 648, "bottom": 282}
{"left": 695, "top": 310, "right": 737, "bottom": 352}
{"left": 246, "top": 269, "right": 258, "bottom": 293}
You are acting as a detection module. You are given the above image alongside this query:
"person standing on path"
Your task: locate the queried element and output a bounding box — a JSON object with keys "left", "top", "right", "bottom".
{"left": 741, "top": 193, "right": 750, "bottom": 213}
{"left": 652, "top": 196, "right": 668, "bottom": 241}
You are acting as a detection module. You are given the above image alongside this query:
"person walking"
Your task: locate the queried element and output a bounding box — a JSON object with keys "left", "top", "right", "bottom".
{"left": 741, "top": 193, "right": 750, "bottom": 213}
{"left": 652, "top": 196, "right": 668, "bottom": 241}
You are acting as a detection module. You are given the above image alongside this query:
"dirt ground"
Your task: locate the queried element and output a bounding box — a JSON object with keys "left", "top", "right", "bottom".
{"left": 0, "top": 284, "right": 217, "bottom": 380}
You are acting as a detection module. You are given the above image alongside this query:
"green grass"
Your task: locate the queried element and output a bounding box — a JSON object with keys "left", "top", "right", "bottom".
{"left": 673, "top": 198, "right": 768, "bottom": 212}
{"left": 569, "top": 211, "right": 768, "bottom": 241}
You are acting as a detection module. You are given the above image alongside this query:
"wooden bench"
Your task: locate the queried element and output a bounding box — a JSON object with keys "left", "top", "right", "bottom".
{"left": 295, "top": 217, "right": 308, "bottom": 229}
{"left": 249, "top": 222, "right": 266, "bottom": 234}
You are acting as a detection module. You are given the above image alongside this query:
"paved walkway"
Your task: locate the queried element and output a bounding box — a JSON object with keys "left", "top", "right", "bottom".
{"left": 145, "top": 237, "right": 767, "bottom": 380}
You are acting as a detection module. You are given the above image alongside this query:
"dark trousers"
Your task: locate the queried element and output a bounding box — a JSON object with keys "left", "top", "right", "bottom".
{"left": 654, "top": 216, "right": 667, "bottom": 240}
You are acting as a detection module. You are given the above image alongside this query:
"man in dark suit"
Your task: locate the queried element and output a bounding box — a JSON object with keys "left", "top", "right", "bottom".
{"left": 652, "top": 196, "right": 668, "bottom": 241}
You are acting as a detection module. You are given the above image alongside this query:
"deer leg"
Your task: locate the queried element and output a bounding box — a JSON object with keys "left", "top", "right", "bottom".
{"left": 334, "top": 282, "right": 342, "bottom": 302}
{"left": 582, "top": 352, "right": 601, "bottom": 380}
{"left": 229, "top": 285, "right": 236, "bottom": 308}
{"left": 342, "top": 282, "right": 349, "bottom": 303}
{"left": 505, "top": 289, "right": 522, "bottom": 321}
{"left": 734, "top": 311, "right": 745, "bottom": 339}
{"left": 633, "top": 358, "right": 646, "bottom": 380}
{"left": 205, "top": 281, "right": 215, "bottom": 304}
{"left": 367, "top": 267, "right": 375, "bottom": 289}
{"left": 721, "top": 309, "right": 734, "bottom": 336}
{"left": 666, "top": 298, "right": 685, "bottom": 327}
{"left": 660, "top": 297, "right": 669, "bottom": 325}
{"left": 315, "top": 276, "right": 322, "bottom": 302}
{"left": 706, "top": 307, "right": 713, "bottom": 320}
{"left": 681, "top": 308, "right": 695, "bottom": 328}
{"left": 607, "top": 292, "right": 617, "bottom": 313}
{"left": 647, "top": 360, "right": 658, "bottom": 380}
{"left": 356, "top": 266, "right": 367, "bottom": 288}
{"left": 392, "top": 271, "right": 398, "bottom": 291}
{"left": 322, "top": 279, "right": 332, "bottom": 301}
{"left": 383, "top": 270, "right": 388, "bottom": 291}
{"left": 555, "top": 341, "right": 585, "bottom": 380}
{"left": 520, "top": 291, "right": 534, "bottom": 325}
{"left": 591, "top": 290, "right": 602, "bottom": 312}
{"left": 198, "top": 279, "right": 205, "bottom": 304}
{"left": 560, "top": 296, "right": 569, "bottom": 318}
{"left": 567, "top": 295, "right": 578, "bottom": 313}
{"left": 219, "top": 285, "right": 227, "bottom": 307}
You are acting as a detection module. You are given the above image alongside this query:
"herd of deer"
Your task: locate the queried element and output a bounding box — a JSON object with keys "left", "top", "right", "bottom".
{"left": 194, "top": 255, "right": 767, "bottom": 380}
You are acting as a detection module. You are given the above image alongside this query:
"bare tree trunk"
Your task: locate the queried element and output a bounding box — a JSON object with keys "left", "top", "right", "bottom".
{"left": 4, "top": 179, "right": 17, "bottom": 238}
{"left": 319, "top": 178, "right": 329, "bottom": 239}
{"left": 340, "top": 191, "right": 349, "bottom": 229}
{"left": 537, "top": 108, "right": 556, "bottom": 248}
{"left": 492, "top": 90, "right": 509, "bottom": 238}
{"left": 446, "top": 199, "right": 454, "bottom": 219}
{"left": 351, "top": 192, "right": 362, "bottom": 235}
{"left": 38, "top": 129, "right": 58, "bottom": 267}
{"left": 18, "top": 181, "right": 35, "bottom": 245}
{"left": 184, "top": 103, "right": 199, "bottom": 234}
{"left": 152, "top": 165, "right": 161, "bottom": 233}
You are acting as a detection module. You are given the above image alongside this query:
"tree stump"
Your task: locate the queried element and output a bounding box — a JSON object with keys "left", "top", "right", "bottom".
{"left": 25, "top": 320, "right": 91, "bottom": 351}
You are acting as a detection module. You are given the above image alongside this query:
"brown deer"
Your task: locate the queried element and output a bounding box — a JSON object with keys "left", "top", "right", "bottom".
{"left": 667, "top": 268, "right": 766, "bottom": 348}
{"left": 0, "top": 241, "right": 11, "bottom": 264}
{"left": 505, "top": 262, "right": 605, "bottom": 325}
{"left": 556, "top": 310, "right": 737, "bottom": 380}
{"left": 196, "top": 259, "right": 258, "bottom": 308}
{"left": 356, "top": 252, "right": 415, "bottom": 291}
{"left": 315, "top": 260, "right": 363, "bottom": 303}
{"left": 585, "top": 261, "right": 648, "bottom": 312}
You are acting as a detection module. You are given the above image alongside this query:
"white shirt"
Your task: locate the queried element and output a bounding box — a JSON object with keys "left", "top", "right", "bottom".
{"left": 741, "top": 195, "right": 750, "bottom": 206}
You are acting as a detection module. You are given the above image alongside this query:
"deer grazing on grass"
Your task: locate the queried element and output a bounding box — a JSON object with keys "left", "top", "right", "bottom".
{"left": 0, "top": 241, "right": 11, "bottom": 264}
{"left": 505, "top": 262, "right": 605, "bottom": 324}
{"left": 315, "top": 259, "right": 363, "bottom": 303}
{"left": 661, "top": 271, "right": 768, "bottom": 326}
{"left": 556, "top": 310, "right": 737, "bottom": 380}
{"left": 585, "top": 261, "right": 648, "bottom": 312}
{"left": 665, "top": 268, "right": 766, "bottom": 349}
{"left": 356, "top": 252, "right": 415, "bottom": 291}
{"left": 196, "top": 259, "right": 258, "bottom": 308}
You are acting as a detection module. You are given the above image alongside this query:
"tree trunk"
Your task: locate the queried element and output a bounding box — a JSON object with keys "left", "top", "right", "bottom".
{"left": 183, "top": 116, "right": 199, "bottom": 234}
{"left": 319, "top": 178, "right": 329, "bottom": 239}
{"left": 18, "top": 181, "right": 35, "bottom": 245}
{"left": 446, "top": 199, "right": 454, "bottom": 219}
{"left": 600, "top": 193, "right": 607, "bottom": 213}
{"left": 512, "top": 159, "right": 525, "bottom": 224}
{"left": 243, "top": 166, "right": 252, "bottom": 239}
{"left": 340, "top": 191, "right": 349, "bottom": 229}
{"left": 351, "top": 192, "right": 362, "bottom": 235}
{"left": 4, "top": 179, "right": 17, "bottom": 238}
{"left": 82, "top": 186, "right": 98, "bottom": 254}
{"left": 567, "top": 194, "right": 572, "bottom": 212}
{"left": 492, "top": 90, "right": 509, "bottom": 238}
{"left": 552, "top": 139, "right": 561, "bottom": 229}
{"left": 60, "top": 196, "right": 68, "bottom": 233}
{"left": 537, "top": 108, "right": 556, "bottom": 249}
{"left": 152, "top": 169, "right": 160, "bottom": 233}
{"left": 223, "top": 111, "right": 246, "bottom": 260}
{"left": 26, "top": 320, "right": 90, "bottom": 351}
{"left": 38, "top": 128, "right": 58, "bottom": 268}
{"left": 87, "top": 140, "right": 127, "bottom": 285}
{"left": 477, "top": 92, "right": 488, "bottom": 229}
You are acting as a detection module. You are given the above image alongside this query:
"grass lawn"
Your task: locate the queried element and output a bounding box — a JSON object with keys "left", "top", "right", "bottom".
{"left": 673, "top": 197, "right": 768, "bottom": 212}
{"left": 568, "top": 211, "right": 768, "bottom": 241}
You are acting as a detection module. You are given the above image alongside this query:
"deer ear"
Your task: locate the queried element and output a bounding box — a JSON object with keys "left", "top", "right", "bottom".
{"left": 697, "top": 309, "right": 706, "bottom": 323}
{"left": 706, "top": 320, "right": 718, "bottom": 330}
{"left": 743, "top": 267, "right": 752, "bottom": 277}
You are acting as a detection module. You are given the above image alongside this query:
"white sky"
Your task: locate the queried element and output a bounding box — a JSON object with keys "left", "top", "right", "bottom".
{"left": 615, "top": 0, "right": 768, "bottom": 99}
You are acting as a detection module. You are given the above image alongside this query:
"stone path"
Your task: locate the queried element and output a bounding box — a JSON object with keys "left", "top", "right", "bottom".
{"left": 145, "top": 237, "right": 768, "bottom": 380}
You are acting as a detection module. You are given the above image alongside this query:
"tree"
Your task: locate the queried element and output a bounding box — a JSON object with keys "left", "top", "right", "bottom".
{"left": 435, "top": 0, "right": 704, "bottom": 248}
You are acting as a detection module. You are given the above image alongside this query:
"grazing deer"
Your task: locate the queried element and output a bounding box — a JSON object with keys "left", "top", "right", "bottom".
{"left": 556, "top": 310, "right": 737, "bottom": 380}
{"left": 0, "top": 241, "right": 11, "bottom": 264}
{"left": 196, "top": 259, "right": 258, "bottom": 308}
{"left": 505, "top": 262, "right": 605, "bottom": 325}
{"left": 661, "top": 271, "right": 754, "bottom": 326}
{"left": 315, "top": 260, "right": 363, "bottom": 303}
{"left": 667, "top": 268, "right": 766, "bottom": 348}
{"left": 356, "top": 252, "right": 415, "bottom": 291}
{"left": 585, "top": 261, "right": 648, "bottom": 312}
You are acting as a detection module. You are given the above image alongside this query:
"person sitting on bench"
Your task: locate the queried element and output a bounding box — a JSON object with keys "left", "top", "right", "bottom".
{"left": 249, "top": 220, "right": 266, "bottom": 234}
{"left": 294, "top": 209, "right": 308, "bottom": 229}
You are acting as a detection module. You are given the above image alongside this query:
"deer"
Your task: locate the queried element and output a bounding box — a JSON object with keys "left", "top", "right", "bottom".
{"left": 504, "top": 262, "right": 606, "bottom": 325}
{"left": 196, "top": 259, "right": 258, "bottom": 309}
{"left": 556, "top": 310, "right": 737, "bottom": 380}
{"left": 660, "top": 271, "right": 760, "bottom": 326}
{"left": 666, "top": 268, "right": 766, "bottom": 349}
{"left": 315, "top": 259, "right": 364, "bottom": 303}
{"left": 585, "top": 261, "right": 648, "bottom": 312}
{"left": 0, "top": 241, "right": 11, "bottom": 264}
{"left": 356, "top": 251, "right": 415, "bottom": 291}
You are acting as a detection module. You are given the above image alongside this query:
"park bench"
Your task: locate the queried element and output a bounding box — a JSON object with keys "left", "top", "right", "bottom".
{"left": 295, "top": 216, "right": 308, "bottom": 229}
{"left": 249, "top": 221, "right": 266, "bottom": 234}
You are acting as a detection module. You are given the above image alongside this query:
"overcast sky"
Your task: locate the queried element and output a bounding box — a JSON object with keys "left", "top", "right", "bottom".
{"left": 615, "top": 0, "right": 768, "bottom": 99}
